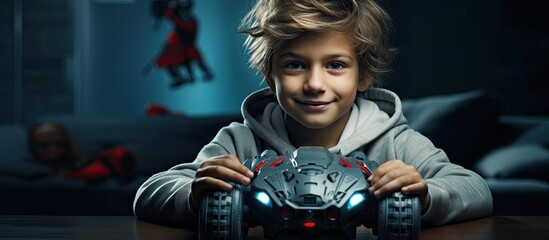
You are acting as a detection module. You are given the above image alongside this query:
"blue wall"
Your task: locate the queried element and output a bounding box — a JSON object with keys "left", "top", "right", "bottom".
{"left": 73, "top": 0, "right": 549, "bottom": 117}
{"left": 80, "top": 0, "right": 262, "bottom": 117}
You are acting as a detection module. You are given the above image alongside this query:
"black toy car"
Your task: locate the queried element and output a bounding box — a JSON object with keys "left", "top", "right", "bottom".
{"left": 199, "top": 146, "right": 420, "bottom": 240}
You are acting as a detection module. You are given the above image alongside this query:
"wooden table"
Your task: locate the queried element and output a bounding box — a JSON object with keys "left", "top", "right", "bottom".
{"left": 0, "top": 215, "right": 548, "bottom": 239}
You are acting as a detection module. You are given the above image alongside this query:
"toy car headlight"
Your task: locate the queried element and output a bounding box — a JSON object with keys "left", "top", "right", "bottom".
{"left": 347, "top": 192, "right": 366, "bottom": 209}
{"left": 255, "top": 191, "right": 272, "bottom": 207}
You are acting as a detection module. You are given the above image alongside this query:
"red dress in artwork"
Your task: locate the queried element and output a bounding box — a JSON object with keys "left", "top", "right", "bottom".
{"left": 155, "top": 8, "right": 203, "bottom": 68}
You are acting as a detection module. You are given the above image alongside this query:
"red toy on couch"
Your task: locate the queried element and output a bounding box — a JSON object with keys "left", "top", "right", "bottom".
{"left": 28, "top": 122, "right": 137, "bottom": 181}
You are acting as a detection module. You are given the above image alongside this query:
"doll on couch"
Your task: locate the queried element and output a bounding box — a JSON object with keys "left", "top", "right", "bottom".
{"left": 28, "top": 122, "right": 137, "bottom": 181}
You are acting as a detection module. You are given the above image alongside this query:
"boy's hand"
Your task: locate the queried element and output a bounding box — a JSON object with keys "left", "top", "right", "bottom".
{"left": 190, "top": 154, "right": 254, "bottom": 210}
{"left": 367, "top": 159, "right": 430, "bottom": 211}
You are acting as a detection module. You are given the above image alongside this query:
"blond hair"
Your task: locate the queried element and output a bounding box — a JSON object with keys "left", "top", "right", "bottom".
{"left": 239, "top": 0, "right": 393, "bottom": 85}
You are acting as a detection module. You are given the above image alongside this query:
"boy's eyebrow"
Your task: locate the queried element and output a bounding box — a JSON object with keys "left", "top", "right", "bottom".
{"left": 278, "top": 52, "right": 355, "bottom": 60}
{"left": 278, "top": 52, "right": 298, "bottom": 58}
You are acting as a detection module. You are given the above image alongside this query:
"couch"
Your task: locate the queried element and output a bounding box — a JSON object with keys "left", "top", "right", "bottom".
{"left": 0, "top": 115, "right": 242, "bottom": 215}
{"left": 402, "top": 91, "right": 549, "bottom": 216}
{"left": 1, "top": 91, "right": 548, "bottom": 216}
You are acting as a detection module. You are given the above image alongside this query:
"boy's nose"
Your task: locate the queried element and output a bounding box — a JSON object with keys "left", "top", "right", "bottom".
{"left": 304, "top": 66, "right": 327, "bottom": 93}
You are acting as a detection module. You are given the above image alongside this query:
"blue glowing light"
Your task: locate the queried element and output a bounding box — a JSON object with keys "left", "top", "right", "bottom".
{"left": 347, "top": 193, "right": 365, "bottom": 209}
{"left": 255, "top": 192, "right": 272, "bottom": 207}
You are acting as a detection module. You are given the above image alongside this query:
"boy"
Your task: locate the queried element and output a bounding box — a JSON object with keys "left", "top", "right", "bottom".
{"left": 134, "top": 0, "right": 492, "bottom": 228}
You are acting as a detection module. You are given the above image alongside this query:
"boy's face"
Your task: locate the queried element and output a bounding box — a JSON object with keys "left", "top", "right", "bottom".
{"left": 269, "top": 31, "right": 370, "bottom": 130}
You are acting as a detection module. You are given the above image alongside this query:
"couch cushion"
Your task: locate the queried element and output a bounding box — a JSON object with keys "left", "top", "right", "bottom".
{"left": 402, "top": 90, "right": 501, "bottom": 169}
{"left": 0, "top": 125, "right": 51, "bottom": 178}
{"left": 0, "top": 124, "right": 28, "bottom": 164}
{"left": 514, "top": 123, "right": 549, "bottom": 146}
{"left": 47, "top": 115, "right": 241, "bottom": 176}
{"left": 475, "top": 144, "right": 549, "bottom": 181}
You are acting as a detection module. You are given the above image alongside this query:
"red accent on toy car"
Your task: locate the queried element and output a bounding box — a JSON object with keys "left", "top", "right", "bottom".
{"left": 269, "top": 157, "right": 286, "bottom": 167}
{"left": 280, "top": 206, "right": 294, "bottom": 221}
{"left": 339, "top": 158, "right": 352, "bottom": 168}
{"left": 303, "top": 221, "right": 316, "bottom": 228}
{"left": 356, "top": 161, "right": 371, "bottom": 175}
{"left": 253, "top": 160, "right": 267, "bottom": 172}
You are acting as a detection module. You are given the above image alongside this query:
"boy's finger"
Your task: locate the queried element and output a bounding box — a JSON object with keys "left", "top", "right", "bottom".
{"left": 371, "top": 173, "right": 418, "bottom": 198}
{"left": 370, "top": 166, "right": 407, "bottom": 189}
{"left": 401, "top": 182, "right": 427, "bottom": 195}
{"left": 197, "top": 165, "right": 251, "bottom": 185}
{"left": 194, "top": 176, "right": 234, "bottom": 192}
{"left": 374, "top": 159, "right": 404, "bottom": 174}
{"left": 368, "top": 159, "right": 404, "bottom": 184}
{"left": 209, "top": 155, "right": 254, "bottom": 178}
{"left": 371, "top": 176, "right": 407, "bottom": 198}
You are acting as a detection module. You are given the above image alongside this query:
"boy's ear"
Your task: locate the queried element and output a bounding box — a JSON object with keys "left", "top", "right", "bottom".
{"left": 265, "top": 76, "right": 276, "bottom": 92}
{"left": 357, "top": 75, "right": 371, "bottom": 92}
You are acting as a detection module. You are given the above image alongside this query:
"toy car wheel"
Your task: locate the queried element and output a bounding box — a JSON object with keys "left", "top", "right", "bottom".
{"left": 199, "top": 184, "right": 247, "bottom": 240}
{"left": 377, "top": 192, "right": 421, "bottom": 240}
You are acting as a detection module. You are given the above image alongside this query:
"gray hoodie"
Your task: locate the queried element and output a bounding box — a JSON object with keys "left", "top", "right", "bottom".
{"left": 133, "top": 87, "right": 493, "bottom": 228}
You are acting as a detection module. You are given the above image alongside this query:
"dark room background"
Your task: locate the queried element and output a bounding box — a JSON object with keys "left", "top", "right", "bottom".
{"left": 382, "top": 0, "right": 549, "bottom": 116}
{"left": 1, "top": 0, "right": 548, "bottom": 126}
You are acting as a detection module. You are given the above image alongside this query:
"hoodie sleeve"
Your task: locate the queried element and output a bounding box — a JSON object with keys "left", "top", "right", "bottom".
{"left": 393, "top": 127, "right": 493, "bottom": 226}
{"left": 132, "top": 144, "right": 230, "bottom": 228}
{"left": 133, "top": 123, "right": 256, "bottom": 228}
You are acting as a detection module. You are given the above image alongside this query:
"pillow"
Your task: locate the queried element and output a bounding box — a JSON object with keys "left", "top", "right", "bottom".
{"left": 514, "top": 123, "right": 549, "bottom": 146}
{"left": 0, "top": 125, "right": 52, "bottom": 178}
{"left": 474, "top": 144, "right": 549, "bottom": 181}
{"left": 0, "top": 125, "right": 28, "bottom": 163}
{"left": 402, "top": 90, "right": 501, "bottom": 169}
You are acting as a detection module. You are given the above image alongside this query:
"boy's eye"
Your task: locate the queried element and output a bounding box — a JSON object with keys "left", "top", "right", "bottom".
{"left": 327, "top": 62, "right": 345, "bottom": 70}
{"left": 283, "top": 61, "right": 305, "bottom": 70}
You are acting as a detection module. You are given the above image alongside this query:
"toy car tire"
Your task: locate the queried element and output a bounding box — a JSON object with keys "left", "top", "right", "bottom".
{"left": 199, "top": 184, "right": 247, "bottom": 240}
{"left": 377, "top": 192, "right": 421, "bottom": 240}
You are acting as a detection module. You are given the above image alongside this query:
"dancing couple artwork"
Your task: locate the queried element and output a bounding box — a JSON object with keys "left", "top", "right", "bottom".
{"left": 145, "top": 0, "right": 213, "bottom": 88}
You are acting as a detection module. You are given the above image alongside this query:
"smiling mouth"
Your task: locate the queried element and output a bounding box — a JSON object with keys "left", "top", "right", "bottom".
{"left": 297, "top": 100, "right": 332, "bottom": 111}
